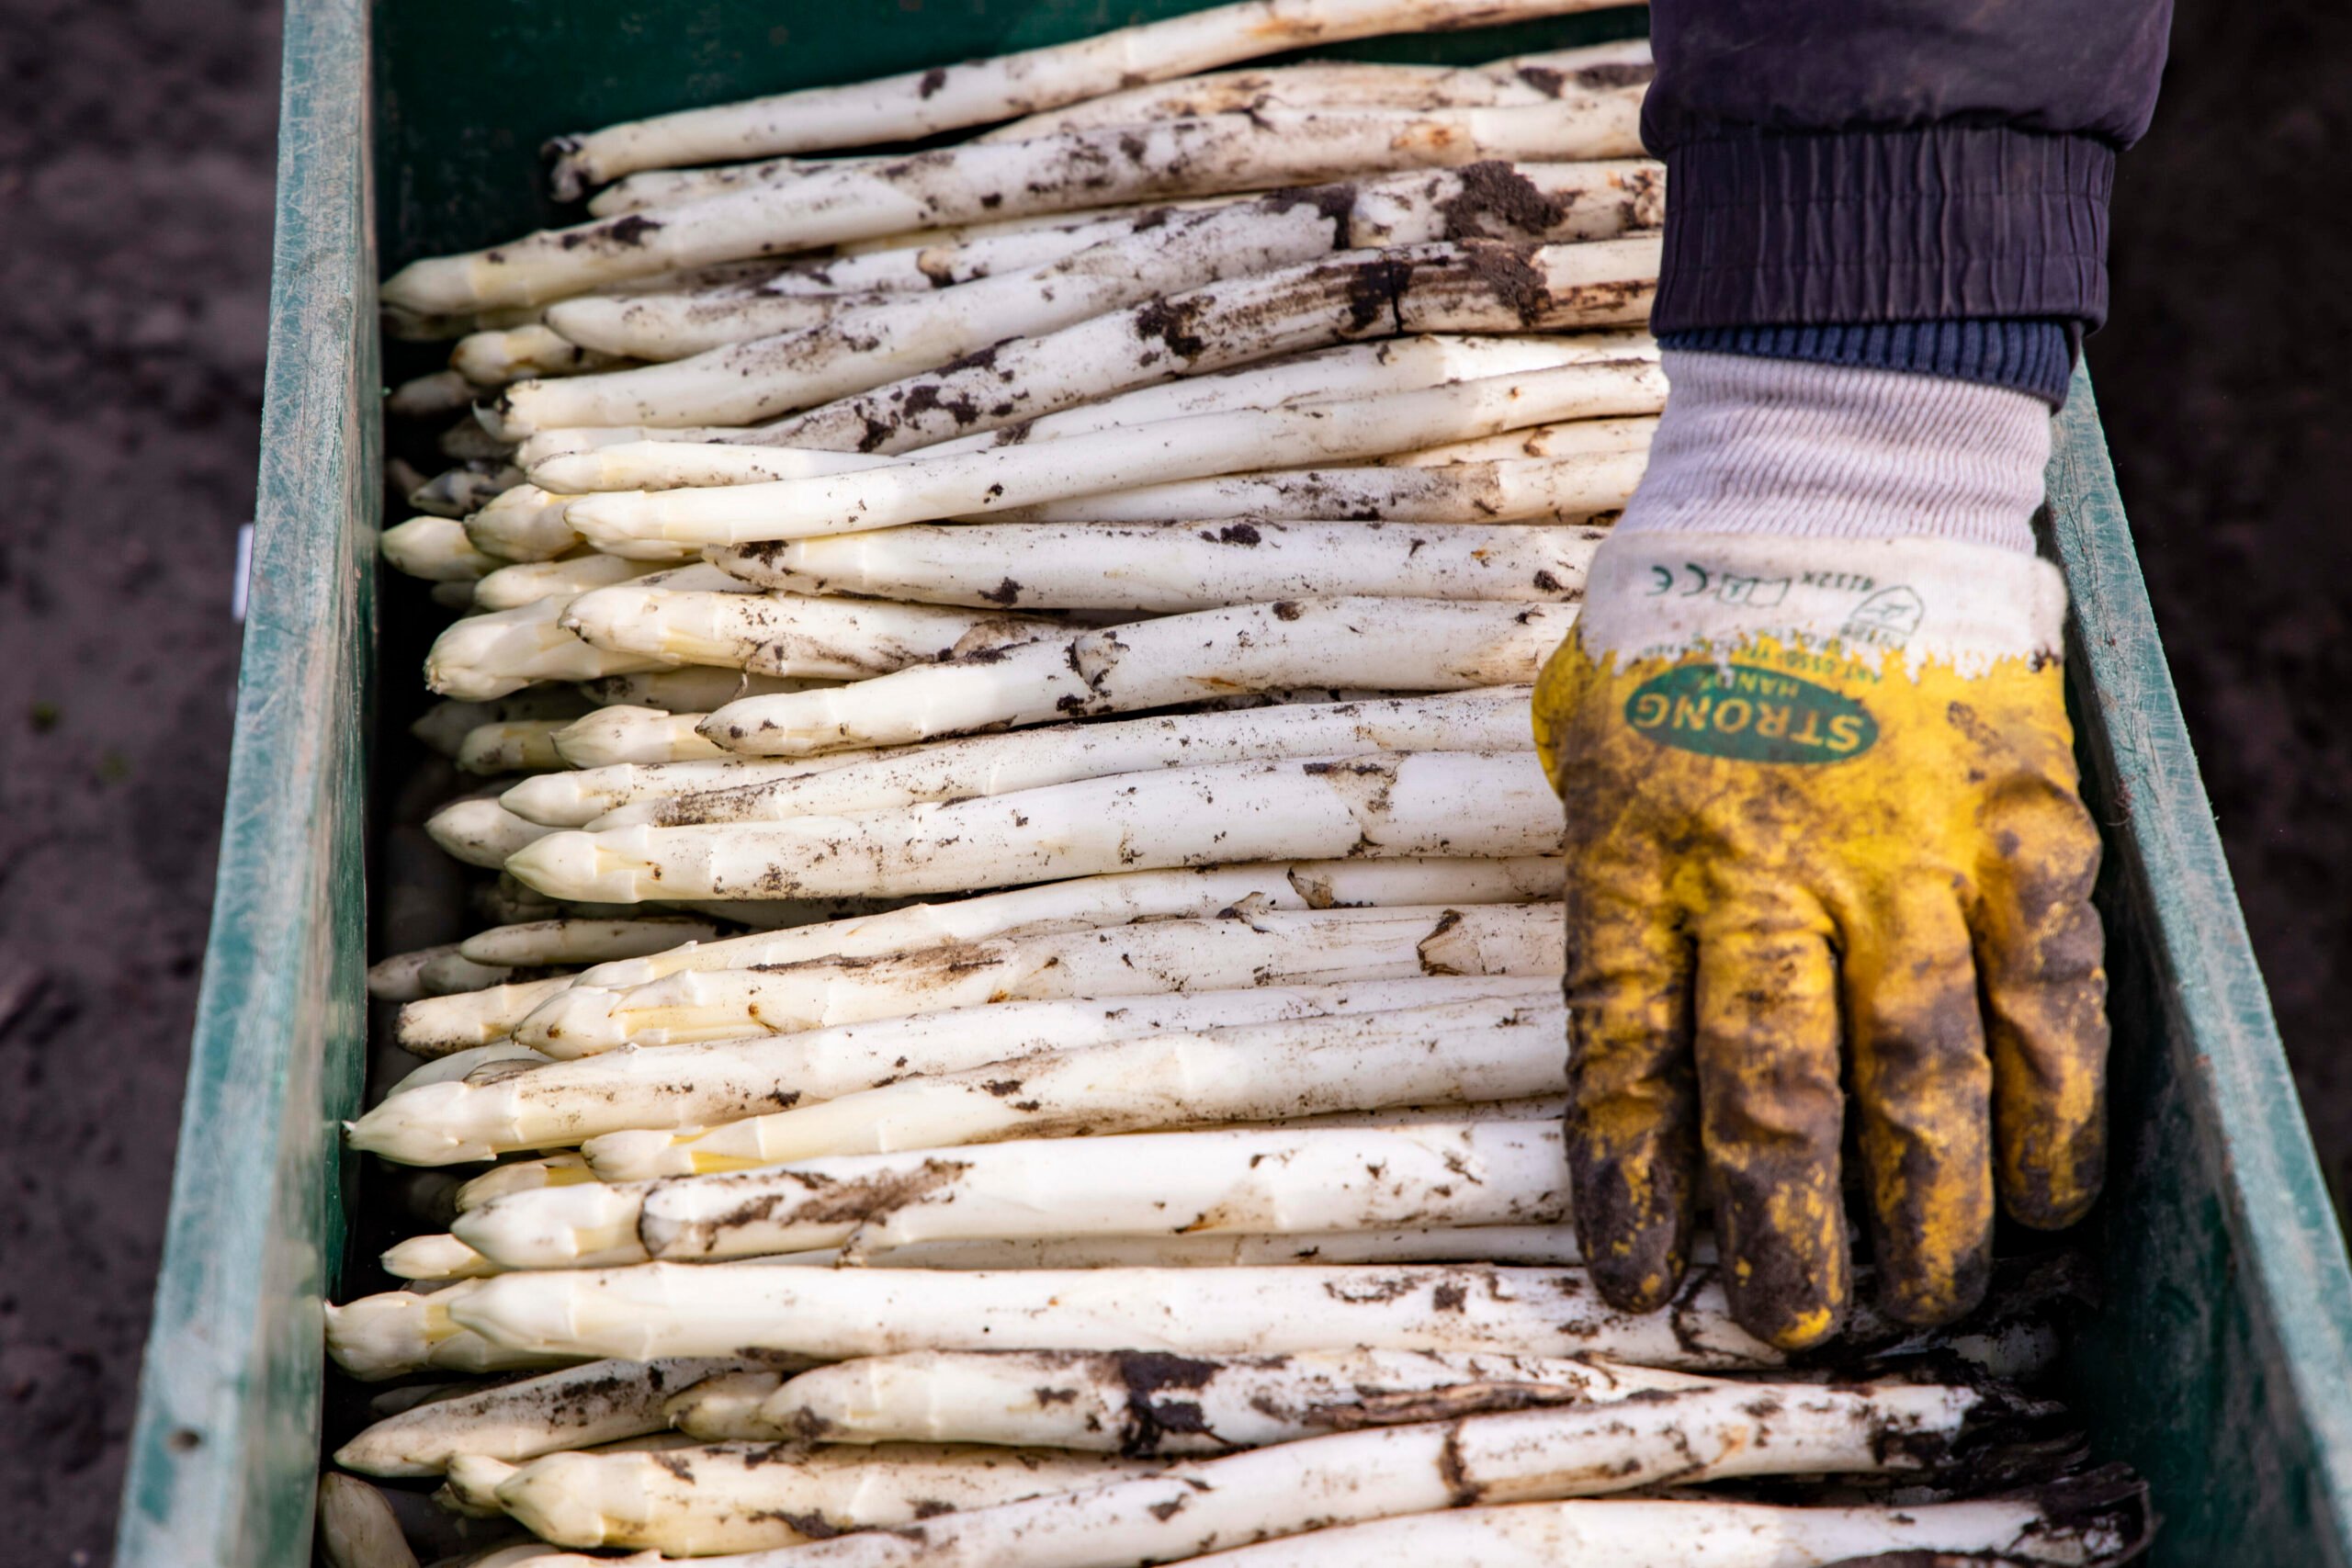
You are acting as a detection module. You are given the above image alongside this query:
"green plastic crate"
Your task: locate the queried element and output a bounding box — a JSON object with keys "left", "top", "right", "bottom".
{"left": 114, "top": 2, "right": 2352, "bottom": 1562}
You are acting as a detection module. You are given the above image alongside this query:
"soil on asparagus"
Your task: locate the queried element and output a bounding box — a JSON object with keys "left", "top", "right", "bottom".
{"left": 0, "top": 0, "right": 2347, "bottom": 1563}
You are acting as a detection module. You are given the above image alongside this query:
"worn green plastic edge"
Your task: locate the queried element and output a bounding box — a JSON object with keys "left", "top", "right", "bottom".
{"left": 2044, "top": 367, "right": 2352, "bottom": 1559}
{"left": 111, "top": 0, "right": 378, "bottom": 1562}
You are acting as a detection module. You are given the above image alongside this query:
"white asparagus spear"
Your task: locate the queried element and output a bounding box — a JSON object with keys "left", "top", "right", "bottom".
{"left": 356, "top": 975, "right": 1555, "bottom": 1162}
{"left": 458, "top": 1155, "right": 597, "bottom": 1211}
{"left": 733, "top": 1348, "right": 1709, "bottom": 1454}
{"left": 588, "top": 62, "right": 1617, "bottom": 214}
{"left": 591, "top": 687, "right": 1532, "bottom": 829}
{"left": 425, "top": 796, "right": 556, "bottom": 870}
{"left": 532, "top": 445, "right": 896, "bottom": 496}
{"left": 1379, "top": 411, "right": 1656, "bottom": 465}
{"left": 402, "top": 256, "right": 929, "bottom": 337}
{"left": 418, "top": 949, "right": 523, "bottom": 997}
{"left": 992, "top": 453, "right": 1644, "bottom": 525}
{"left": 471, "top": 555, "right": 664, "bottom": 613}
{"left": 546, "top": 288, "right": 889, "bottom": 360}
{"left": 1177, "top": 1495, "right": 2141, "bottom": 1568}
{"left": 577, "top": 194, "right": 1181, "bottom": 266}
{"left": 323, "top": 1284, "right": 581, "bottom": 1382}
{"left": 455, "top": 1120, "right": 1572, "bottom": 1269}
{"left": 498, "top": 164, "right": 1654, "bottom": 433}
{"left": 315, "top": 1473, "right": 420, "bottom": 1568}
{"left": 382, "top": 515, "right": 506, "bottom": 581}
{"left": 398, "top": 977, "right": 578, "bottom": 1056}
{"left": 368, "top": 945, "right": 476, "bottom": 1003}
{"left": 508, "top": 750, "right": 1556, "bottom": 902}
{"left": 403, "top": 101, "right": 1653, "bottom": 319}
{"left": 541, "top": 0, "right": 1630, "bottom": 196}
{"left": 504, "top": 750, "right": 886, "bottom": 827}
{"left": 384, "top": 1043, "right": 549, "bottom": 1100}
{"left": 401, "top": 1208, "right": 1633, "bottom": 1283}
{"left": 494, "top": 1385, "right": 1992, "bottom": 1568}
{"left": 915, "top": 332, "right": 1655, "bottom": 459}
{"left": 334, "top": 1357, "right": 763, "bottom": 1478}
{"left": 696, "top": 598, "right": 1568, "bottom": 755}
{"left": 673, "top": 1225, "right": 1602, "bottom": 1286}
{"left": 976, "top": 42, "right": 1652, "bottom": 141}
{"left": 534, "top": 442, "right": 888, "bottom": 496}
{"left": 389, "top": 367, "right": 482, "bottom": 419}
{"left": 605, "top": 136, "right": 1656, "bottom": 245}
{"left": 561, "top": 588, "right": 1059, "bottom": 677}
{"left": 413, "top": 689, "right": 594, "bottom": 757}
{"left": 719, "top": 243, "right": 1661, "bottom": 463}
{"left": 456, "top": 718, "right": 572, "bottom": 775}
{"left": 383, "top": 1233, "right": 503, "bottom": 1281}
{"left": 458, "top": 918, "right": 723, "bottom": 967}
{"left": 495, "top": 1444, "right": 1162, "bottom": 1555}
{"left": 447, "top": 1259, "right": 1790, "bottom": 1369}
{"left": 441, "top": 1433, "right": 707, "bottom": 1518}
{"left": 551, "top": 705, "right": 726, "bottom": 766}
{"left": 526, "top": 901, "right": 1559, "bottom": 1054}
{"left": 435, "top": 1102, "right": 1566, "bottom": 1219}
{"left": 425, "top": 598, "right": 672, "bottom": 701}
{"left": 569, "top": 351, "right": 1665, "bottom": 552}
{"left": 434, "top": 1454, "right": 516, "bottom": 1517}
{"left": 715, "top": 520, "right": 1595, "bottom": 610}
{"left": 582, "top": 667, "right": 826, "bottom": 712}
{"left": 462, "top": 483, "right": 595, "bottom": 563}
{"left": 573, "top": 995, "right": 1565, "bottom": 1176}
{"left": 616, "top": 1092, "right": 1588, "bottom": 1181}
{"left": 424, "top": 563, "right": 750, "bottom": 699}
{"left": 449, "top": 323, "right": 630, "bottom": 386}
{"left": 409, "top": 461, "right": 521, "bottom": 519}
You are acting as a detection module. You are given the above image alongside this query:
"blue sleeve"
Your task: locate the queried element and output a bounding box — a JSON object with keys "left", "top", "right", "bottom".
{"left": 1639, "top": 0, "right": 2175, "bottom": 402}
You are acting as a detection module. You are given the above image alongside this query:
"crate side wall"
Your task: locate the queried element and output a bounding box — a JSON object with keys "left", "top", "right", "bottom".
{"left": 2045, "top": 367, "right": 2352, "bottom": 1567}
{"left": 111, "top": 0, "right": 379, "bottom": 1563}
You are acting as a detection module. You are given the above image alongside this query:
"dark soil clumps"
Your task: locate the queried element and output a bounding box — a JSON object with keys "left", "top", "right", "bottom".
{"left": 1437, "top": 161, "right": 1569, "bottom": 242}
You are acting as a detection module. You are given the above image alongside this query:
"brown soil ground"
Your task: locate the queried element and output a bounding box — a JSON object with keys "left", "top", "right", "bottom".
{"left": 0, "top": 1, "right": 2344, "bottom": 1562}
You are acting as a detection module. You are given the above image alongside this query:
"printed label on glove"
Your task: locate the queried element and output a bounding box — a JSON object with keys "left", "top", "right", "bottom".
{"left": 1623, "top": 663, "right": 1878, "bottom": 763}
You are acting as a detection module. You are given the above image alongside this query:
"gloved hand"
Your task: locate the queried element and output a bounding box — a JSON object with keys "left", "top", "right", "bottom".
{"left": 1532, "top": 354, "right": 2109, "bottom": 1350}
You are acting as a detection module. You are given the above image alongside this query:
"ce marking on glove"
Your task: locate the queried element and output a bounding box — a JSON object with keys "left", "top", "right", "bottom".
{"left": 1648, "top": 562, "right": 1792, "bottom": 608}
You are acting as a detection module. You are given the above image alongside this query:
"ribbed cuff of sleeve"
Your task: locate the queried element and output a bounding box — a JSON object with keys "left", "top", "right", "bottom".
{"left": 1659, "top": 320, "right": 2078, "bottom": 409}
{"left": 1651, "top": 126, "right": 2115, "bottom": 336}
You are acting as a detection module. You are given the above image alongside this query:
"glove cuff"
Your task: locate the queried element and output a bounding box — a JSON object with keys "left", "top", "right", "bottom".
{"left": 1614, "top": 350, "right": 2052, "bottom": 554}
{"left": 1579, "top": 532, "right": 2069, "bottom": 676}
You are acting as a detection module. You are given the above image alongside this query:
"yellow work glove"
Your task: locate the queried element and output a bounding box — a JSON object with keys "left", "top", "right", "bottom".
{"left": 1534, "top": 532, "right": 2107, "bottom": 1349}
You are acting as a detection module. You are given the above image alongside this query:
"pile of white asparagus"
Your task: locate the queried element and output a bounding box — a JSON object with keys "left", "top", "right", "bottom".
{"left": 329, "top": 4, "right": 2143, "bottom": 1565}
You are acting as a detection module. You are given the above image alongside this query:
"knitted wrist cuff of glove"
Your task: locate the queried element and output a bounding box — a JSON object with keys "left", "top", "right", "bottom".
{"left": 1614, "top": 350, "right": 2054, "bottom": 555}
